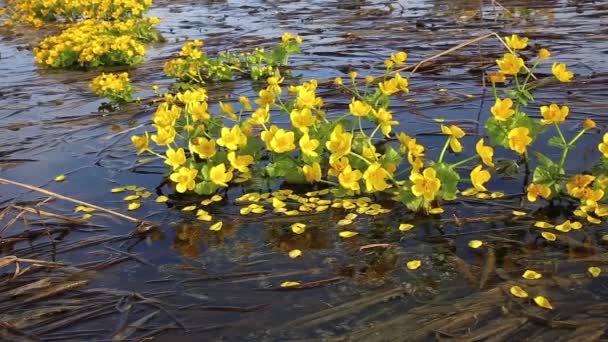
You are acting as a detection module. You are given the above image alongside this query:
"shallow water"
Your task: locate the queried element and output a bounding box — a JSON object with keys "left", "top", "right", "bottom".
{"left": 1, "top": 0, "right": 608, "bottom": 340}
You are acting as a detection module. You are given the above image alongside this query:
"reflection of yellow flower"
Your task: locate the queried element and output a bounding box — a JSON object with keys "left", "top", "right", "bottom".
{"left": 349, "top": 98, "right": 372, "bottom": 117}
{"left": 191, "top": 137, "right": 216, "bottom": 159}
{"left": 496, "top": 53, "right": 524, "bottom": 75}
{"left": 170, "top": 167, "right": 198, "bottom": 193}
{"left": 209, "top": 163, "right": 233, "bottom": 187}
{"left": 491, "top": 98, "right": 515, "bottom": 121}
{"left": 441, "top": 125, "right": 466, "bottom": 153}
{"left": 228, "top": 152, "right": 254, "bottom": 173}
{"left": 507, "top": 127, "right": 532, "bottom": 154}
{"left": 269, "top": 129, "right": 296, "bottom": 153}
{"left": 326, "top": 124, "right": 352, "bottom": 158}
{"left": 599, "top": 133, "right": 608, "bottom": 158}
{"left": 339, "top": 165, "right": 362, "bottom": 193}
{"left": 471, "top": 165, "right": 491, "bottom": 192}
{"left": 410, "top": 167, "right": 441, "bottom": 201}
{"left": 131, "top": 131, "right": 149, "bottom": 155}
{"left": 540, "top": 104, "right": 569, "bottom": 124}
{"left": 505, "top": 34, "right": 528, "bottom": 50}
{"left": 488, "top": 72, "right": 506, "bottom": 83}
{"left": 363, "top": 163, "right": 390, "bottom": 192}
{"left": 303, "top": 162, "right": 322, "bottom": 183}
{"left": 552, "top": 62, "right": 573, "bottom": 82}
{"left": 299, "top": 133, "right": 320, "bottom": 157}
{"left": 527, "top": 183, "right": 551, "bottom": 202}
{"left": 476, "top": 139, "right": 494, "bottom": 167}
{"left": 165, "top": 148, "right": 186, "bottom": 170}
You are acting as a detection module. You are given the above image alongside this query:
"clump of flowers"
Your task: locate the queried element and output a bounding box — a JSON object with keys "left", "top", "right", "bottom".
{"left": 132, "top": 35, "right": 607, "bottom": 221}
{"left": 1, "top": 0, "right": 154, "bottom": 27}
{"left": 164, "top": 33, "right": 302, "bottom": 84}
{"left": 33, "top": 17, "right": 162, "bottom": 68}
{"left": 89, "top": 72, "right": 135, "bottom": 104}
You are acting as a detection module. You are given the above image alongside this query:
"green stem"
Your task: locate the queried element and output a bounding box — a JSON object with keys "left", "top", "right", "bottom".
{"left": 349, "top": 151, "right": 371, "bottom": 166}
{"left": 554, "top": 122, "right": 567, "bottom": 145}
{"left": 568, "top": 128, "right": 587, "bottom": 146}
{"left": 451, "top": 155, "right": 479, "bottom": 168}
{"left": 437, "top": 138, "right": 451, "bottom": 163}
{"left": 318, "top": 179, "right": 339, "bottom": 186}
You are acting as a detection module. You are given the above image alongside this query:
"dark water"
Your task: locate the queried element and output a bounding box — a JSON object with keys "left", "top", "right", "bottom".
{"left": 1, "top": 0, "right": 608, "bottom": 340}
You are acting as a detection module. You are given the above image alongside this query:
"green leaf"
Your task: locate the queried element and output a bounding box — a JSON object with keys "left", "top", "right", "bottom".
{"left": 266, "top": 155, "right": 298, "bottom": 178}
{"left": 547, "top": 136, "right": 567, "bottom": 149}
{"left": 398, "top": 185, "right": 424, "bottom": 211}
{"left": 533, "top": 151, "right": 556, "bottom": 168}
{"left": 195, "top": 181, "right": 218, "bottom": 195}
{"left": 485, "top": 117, "right": 509, "bottom": 148}
{"left": 494, "top": 158, "right": 519, "bottom": 177}
{"left": 432, "top": 162, "right": 460, "bottom": 201}
{"left": 532, "top": 164, "right": 564, "bottom": 186}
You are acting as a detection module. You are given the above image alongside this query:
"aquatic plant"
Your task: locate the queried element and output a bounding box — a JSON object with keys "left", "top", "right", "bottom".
{"left": 89, "top": 72, "right": 135, "bottom": 104}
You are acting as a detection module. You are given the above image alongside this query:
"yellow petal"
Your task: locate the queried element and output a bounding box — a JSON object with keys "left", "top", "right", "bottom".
{"left": 406, "top": 260, "right": 422, "bottom": 270}
{"left": 111, "top": 187, "right": 127, "bottom": 193}
{"left": 468, "top": 240, "right": 483, "bottom": 249}
{"left": 461, "top": 188, "right": 478, "bottom": 196}
{"left": 126, "top": 185, "right": 138, "bottom": 191}
{"left": 82, "top": 213, "right": 93, "bottom": 220}
{"left": 140, "top": 191, "right": 153, "bottom": 198}
{"left": 512, "top": 210, "right": 527, "bottom": 216}
{"left": 522, "top": 270, "right": 542, "bottom": 280}
{"left": 54, "top": 175, "right": 66, "bottom": 182}
{"left": 541, "top": 232, "right": 557, "bottom": 241}
{"left": 291, "top": 223, "right": 306, "bottom": 234}
{"left": 535, "top": 221, "right": 554, "bottom": 229}
{"left": 339, "top": 231, "right": 359, "bottom": 238}
{"left": 399, "top": 223, "right": 414, "bottom": 232}
{"left": 490, "top": 192, "right": 505, "bottom": 198}
{"left": 587, "top": 216, "right": 601, "bottom": 224}
{"left": 280, "top": 281, "right": 300, "bottom": 288}
{"left": 211, "top": 195, "right": 223, "bottom": 202}
{"left": 588, "top": 266, "right": 601, "bottom": 278}
{"left": 533, "top": 296, "right": 554, "bottom": 310}
{"left": 475, "top": 193, "right": 490, "bottom": 199}
{"left": 155, "top": 195, "right": 169, "bottom": 203}
{"left": 127, "top": 202, "right": 141, "bottom": 211}
{"left": 337, "top": 219, "right": 353, "bottom": 226}
{"left": 209, "top": 221, "right": 223, "bottom": 231}
{"left": 182, "top": 205, "right": 197, "bottom": 211}
{"left": 123, "top": 195, "right": 140, "bottom": 201}
{"left": 75, "top": 205, "right": 95, "bottom": 213}
{"left": 345, "top": 213, "right": 358, "bottom": 220}
{"left": 288, "top": 249, "right": 302, "bottom": 258}
{"left": 510, "top": 285, "right": 528, "bottom": 298}
{"left": 240, "top": 207, "right": 252, "bottom": 215}
{"left": 570, "top": 221, "right": 583, "bottom": 230}
{"left": 429, "top": 208, "right": 444, "bottom": 214}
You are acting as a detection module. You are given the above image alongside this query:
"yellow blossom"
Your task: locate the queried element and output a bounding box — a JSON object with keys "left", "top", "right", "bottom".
{"left": 169, "top": 167, "right": 198, "bottom": 193}
{"left": 540, "top": 104, "right": 569, "bottom": 124}
{"left": 299, "top": 133, "right": 320, "bottom": 157}
{"left": 583, "top": 119, "right": 596, "bottom": 130}
{"left": 363, "top": 163, "right": 390, "bottom": 192}
{"left": 219, "top": 101, "right": 237, "bottom": 120}
{"left": 496, "top": 53, "right": 524, "bottom": 75}
{"left": 334, "top": 77, "right": 343, "bottom": 86}
{"left": 131, "top": 132, "right": 149, "bottom": 155}
{"left": 507, "top": 127, "right": 532, "bottom": 154}
{"left": 328, "top": 156, "right": 350, "bottom": 177}
{"left": 339, "top": 166, "right": 363, "bottom": 193}
{"left": 151, "top": 125, "right": 176, "bottom": 146}
{"left": 488, "top": 72, "right": 506, "bottom": 84}
{"left": 527, "top": 183, "right": 551, "bottom": 202}
{"left": 165, "top": 148, "right": 186, "bottom": 170}
{"left": 303, "top": 162, "right": 322, "bottom": 183}
{"left": 390, "top": 51, "right": 408, "bottom": 65}
{"left": 505, "top": 34, "right": 528, "bottom": 50}
{"left": 326, "top": 124, "right": 352, "bottom": 158}
{"left": 538, "top": 48, "right": 551, "bottom": 60}
{"left": 471, "top": 165, "right": 491, "bottom": 192}
{"left": 552, "top": 62, "right": 573, "bottom": 82}
{"left": 566, "top": 174, "right": 595, "bottom": 195}
{"left": 281, "top": 32, "right": 293, "bottom": 42}
{"left": 191, "top": 137, "right": 217, "bottom": 159}
{"left": 217, "top": 125, "right": 247, "bottom": 150}
{"left": 209, "top": 163, "right": 233, "bottom": 187}
{"left": 410, "top": 167, "right": 441, "bottom": 201}
{"left": 349, "top": 98, "right": 372, "bottom": 117}
{"left": 491, "top": 98, "right": 515, "bottom": 121}
{"left": 599, "top": 133, "right": 608, "bottom": 158}
{"left": 290, "top": 108, "right": 316, "bottom": 132}
{"left": 441, "top": 125, "right": 466, "bottom": 153}
{"left": 476, "top": 139, "right": 495, "bottom": 167}
{"left": 269, "top": 128, "right": 296, "bottom": 153}
{"left": 228, "top": 152, "right": 254, "bottom": 173}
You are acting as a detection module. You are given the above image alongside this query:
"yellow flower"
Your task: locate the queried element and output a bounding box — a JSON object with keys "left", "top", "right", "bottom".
{"left": 379, "top": 79, "right": 399, "bottom": 95}
{"left": 290, "top": 108, "right": 316, "bottom": 133}
{"left": 228, "top": 152, "right": 254, "bottom": 173}
{"left": 349, "top": 98, "right": 372, "bottom": 117}
{"left": 491, "top": 98, "right": 515, "bottom": 121}
{"left": 505, "top": 34, "right": 528, "bottom": 50}
{"left": 334, "top": 77, "right": 343, "bottom": 86}
{"left": 363, "top": 163, "right": 390, "bottom": 192}
{"left": 303, "top": 162, "right": 322, "bottom": 183}
{"left": 169, "top": 167, "right": 198, "bottom": 193}
{"left": 165, "top": 148, "right": 186, "bottom": 170}
{"left": 488, "top": 72, "right": 506, "bottom": 84}
{"left": 295, "top": 36, "right": 303, "bottom": 44}
{"left": 191, "top": 137, "right": 217, "bottom": 159}
{"left": 266, "top": 76, "right": 284, "bottom": 95}
{"left": 599, "top": 133, "right": 608, "bottom": 158}
{"left": 326, "top": 124, "right": 352, "bottom": 158}
{"left": 348, "top": 71, "right": 358, "bottom": 80}
{"left": 390, "top": 51, "right": 408, "bottom": 65}
{"left": 219, "top": 101, "right": 237, "bottom": 120}
{"left": 410, "top": 167, "right": 441, "bottom": 201}
{"left": 527, "top": 183, "right": 551, "bottom": 202}
{"left": 476, "top": 139, "right": 494, "bottom": 167}
{"left": 328, "top": 156, "right": 350, "bottom": 177}
{"left": 540, "top": 104, "right": 569, "bottom": 124}
{"left": 470, "top": 165, "right": 491, "bottom": 192}
{"left": 496, "top": 53, "right": 524, "bottom": 75}
{"left": 552, "top": 62, "right": 573, "bottom": 82}
{"left": 339, "top": 165, "right": 362, "bottom": 193}
{"left": 394, "top": 73, "right": 409, "bottom": 92}
{"left": 538, "top": 48, "right": 551, "bottom": 60}
{"left": 269, "top": 129, "right": 296, "bottom": 153}
{"left": 365, "top": 75, "right": 375, "bottom": 84}
{"left": 131, "top": 131, "right": 149, "bottom": 155}
{"left": 209, "top": 163, "right": 233, "bottom": 187}
{"left": 441, "top": 125, "right": 466, "bottom": 153}
{"left": 250, "top": 105, "right": 270, "bottom": 125}
{"left": 151, "top": 125, "right": 176, "bottom": 146}
{"left": 281, "top": 32, "right": 293, "bottom": 42}
{"left": 217, "top": 125, "right": 247, "bottom": 150}
{"left": 507, "top": 127, "right": 532, "bottom": 154}
{"left": 299, "top": 133, "right": 320, "bottom": 157}
{"left": 566, "top": 174, "right": 595, "bottom": 195}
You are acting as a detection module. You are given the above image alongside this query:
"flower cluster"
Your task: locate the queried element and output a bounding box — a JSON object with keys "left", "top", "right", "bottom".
{"left": 89, "top": 72, "right": 135, "bottom": 103}
{"left": 1, "top": 0, "right": 153, "bottom": 27}
{"left": 33, "top": 18, "right": 162, "bottom": 68}
{"left": 164, "top": 33, "right": 302, "bottom": 84}
{"left": 132, "top": 35, "right": 607, "bottom": 221}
